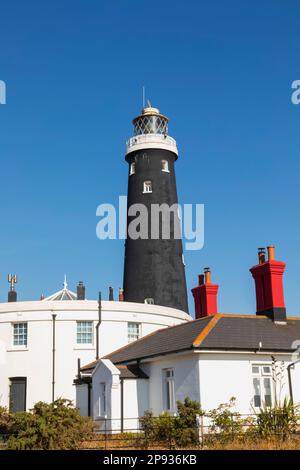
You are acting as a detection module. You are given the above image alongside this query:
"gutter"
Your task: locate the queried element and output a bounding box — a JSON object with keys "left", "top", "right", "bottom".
{"left": 110, "top": 348, "right": 295, "bottom": 367}
{"left": 193, "top": 349, "right": 295, "bottom": 356}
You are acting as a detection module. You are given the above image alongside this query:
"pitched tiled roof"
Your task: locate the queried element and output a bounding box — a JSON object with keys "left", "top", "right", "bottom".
{"left": 103, "top": 314, "right": 300, "bottom": 365}
{"left": 81, "top": 314, "right": 300, "bottom": 371}
{"left": 200, "top": 316, "right": 300, "bottom": 351}
{"left": 79, "top": 362, "right": 148, "bottom": 379}
{"left": 117, "top": 364, "right": 148, "bottom": 379}
{"left": 106, "top": 316, "right": 212, "bottom": 364}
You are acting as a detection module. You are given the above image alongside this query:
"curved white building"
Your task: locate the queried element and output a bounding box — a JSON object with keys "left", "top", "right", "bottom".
{"left": 0, "top": 282, "right": 191, "bottom": 411}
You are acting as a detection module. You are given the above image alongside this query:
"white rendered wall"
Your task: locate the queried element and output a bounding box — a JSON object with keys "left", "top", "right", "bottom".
{"left": 197, "top": 352, "right": 294, "bottom": 414}
{"left": 142, "top": 354, "right": 200, "bottom": 416}
{"left": 0, "top": 300, "right": 190, "bottom": 410}
{"left": 139, "top": 351, "right": 299, "bottom": 417}
{"left": 92, "top": 360, "right": 121, "bottom": 432}
{"left": 89, "top": 359, "right": 149, "bottom": 432}
{"left": 76, "top": 383, "right": 89, "bottom": 417}
{"left": 122, "top": 379, "right": 149, "bottom": 431}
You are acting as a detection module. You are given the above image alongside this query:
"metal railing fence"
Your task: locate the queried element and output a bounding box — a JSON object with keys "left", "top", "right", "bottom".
{"left": 79, "top": 412, "right": 300, "bottom": 450}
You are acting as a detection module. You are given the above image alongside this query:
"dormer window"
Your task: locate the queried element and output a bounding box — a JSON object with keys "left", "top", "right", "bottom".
{"left": 130, "top": 162, "right": 135, "bottom": 175}
{"left": 161, "top": 160, "right": 169, "bottom": 172}
{"left": 143, "top": 181, "right": 152, "bottom": 193}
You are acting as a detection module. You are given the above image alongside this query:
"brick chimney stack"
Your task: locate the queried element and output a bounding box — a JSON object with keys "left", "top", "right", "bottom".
{"left": 250, "top": 245, "right": 286, "bottom": 322}
{"left": 77, "top": 281, "right": 85, "bottom": 300}
{"left": 191, "top": 268, "right": 219, "bottom": 319}
{"left": 119, "top": 288, "right": 124, "bottom": 302}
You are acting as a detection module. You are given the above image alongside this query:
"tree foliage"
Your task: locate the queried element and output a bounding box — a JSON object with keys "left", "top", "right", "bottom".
{"left": 140, "top": 397, "right": 203, "bottom": 448}
{"left": 6, "top": 399, "right": 94, "bottom": 450}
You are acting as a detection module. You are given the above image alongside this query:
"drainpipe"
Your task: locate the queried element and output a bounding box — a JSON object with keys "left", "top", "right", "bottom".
{"left": 88, "top": 382, "right": 92, "bottom": 417}
{"left": 52, "top": 314, "right": 57, "bottom": 402}
{"left": 96, "top": 292, "right": 102, "bottom": 360}
{"left": 77, "top": 358, "right": 81, "bottom": 379}
{"left": 287, "top": 359, "right": 300, "bottom": 405}
{"left": 120, "top": 377, "right": 124, "bottom": 433}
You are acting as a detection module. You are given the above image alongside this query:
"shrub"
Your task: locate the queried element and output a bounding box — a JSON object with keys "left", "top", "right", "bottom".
{"left": 7, "top": 399, "right": 94, "bottom": 450}
{"left": 0, "top": 407, "right": 13, "bottom": 434}
{"left": 256, "top": 399, "right": 299, "bottom": 438}
{"left": 139, "top": 411, "right": 178, "bottom": 447}
{"left": 0, "top": 407, "right": 14, "bottom": 446}
{"left": 207, "top": 397, "right": 246, "bottom": 442}
{"left": 139, "top": 397, "right": 203, "bottom": 448}
{"left": 176, "top": 397, "right": 203, "bottom": 447}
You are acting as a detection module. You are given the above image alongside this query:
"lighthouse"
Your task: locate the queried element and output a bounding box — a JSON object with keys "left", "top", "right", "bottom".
{"left": 123, "top": 104, "right": 188, "bottom": 312}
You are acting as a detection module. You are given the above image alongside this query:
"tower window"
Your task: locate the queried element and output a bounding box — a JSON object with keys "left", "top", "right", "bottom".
{"left": 143, "top": 181, "right": 152, "bottom": 193}
{"left": 130, "top": 162, "right": 135, "bottom": 175}
{"left": 13, "top": 323, "right": 27, "bottom": 346}
{"left": 128, "top": 322, "right": 141, "bottom": 343}
{"left": 77, "top": 321, "right": 93, "bottom": 345}
{"left": 161, "top": 160, "right": 169, "bottom": 172}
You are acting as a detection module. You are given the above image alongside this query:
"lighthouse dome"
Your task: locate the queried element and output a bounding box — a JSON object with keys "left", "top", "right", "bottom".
{"left": 133, "top": 106, "right": 169, "bottom": 136}
{"left": 126, "top": 104, "right": 177, "bottom": 156}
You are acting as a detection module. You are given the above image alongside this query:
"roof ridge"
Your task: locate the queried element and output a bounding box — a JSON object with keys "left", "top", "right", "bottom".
{"left": 193, "top": 314, "right": 222, "bottom": 347}
{"left": 217, "top": 313, "right": 260, "bottom": 318}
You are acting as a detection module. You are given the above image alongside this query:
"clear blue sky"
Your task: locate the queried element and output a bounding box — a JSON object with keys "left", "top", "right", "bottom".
{"left": 0, "top": 0, "right": 299, "bottom": 316}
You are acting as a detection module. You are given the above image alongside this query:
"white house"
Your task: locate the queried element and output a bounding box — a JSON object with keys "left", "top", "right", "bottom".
{"left": 76, "top": 313, "right": 300, "bottom": 432}
{"left": 0, "top": 281, "right": 191, "bottom": 411}
{"left": 76, "top": 246, "right": 300, "bottom": 431}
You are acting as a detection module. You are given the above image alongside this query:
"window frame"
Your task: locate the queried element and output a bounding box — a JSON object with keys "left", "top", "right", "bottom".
{"left": 143, "top": 180, "right": 152, "bottom": 194}
{"left": 251, "top": 364, "right": 273, "bottom": 409}
{"left": 163, "top": 368, "right": 176, "bottom": 412}
{"left": 129, "top": 162, "right": 136, "bottom": 175}
{"left": 161, "top": 160, "right": 170, "bottom": 173}
{"left": 12, "top": 322, "right": 28, "bottom": 348}
{"left": 127, "top": 322, "right": 141, "bottom": 343}
{"left": 76, "top": 321, "right": 94, "bottom": 346}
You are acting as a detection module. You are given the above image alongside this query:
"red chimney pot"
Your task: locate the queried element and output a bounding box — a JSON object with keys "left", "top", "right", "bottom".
{"left": 250, "top": 245, "right": 286, "bottom": 322}
{"left": 192, "top": 269, "right": 219, "bottom": 319}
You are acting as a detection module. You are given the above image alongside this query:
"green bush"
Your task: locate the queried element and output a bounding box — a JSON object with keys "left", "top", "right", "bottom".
{"left": 176, "top": 397, "right": 203, "bottom": 447}
{"left": 7, "top": 399, "right": 94, "bottom": 450}
{"left": 0, "top": 407, "right": 13, "bottom": 434}
{"left": 207, "top": 397, "right": 246, "bottom": 443}
{"left": 256, "top": 399, "right": 299, "bottom": 438}
{"left": 139, "top": 410, "right": 177, "bottom": 447}
{"left": 140, "top": 397, "right": 203, "bottom": 448}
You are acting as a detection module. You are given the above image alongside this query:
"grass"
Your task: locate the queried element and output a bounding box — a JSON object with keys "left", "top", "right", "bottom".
{"left": 80, "top": 433, "right": 300, "bottom": 450}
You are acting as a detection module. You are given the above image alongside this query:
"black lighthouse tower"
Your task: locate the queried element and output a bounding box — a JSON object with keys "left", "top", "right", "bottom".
{"left": 123, "top": 105, "right": 188, "bottom": 312}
